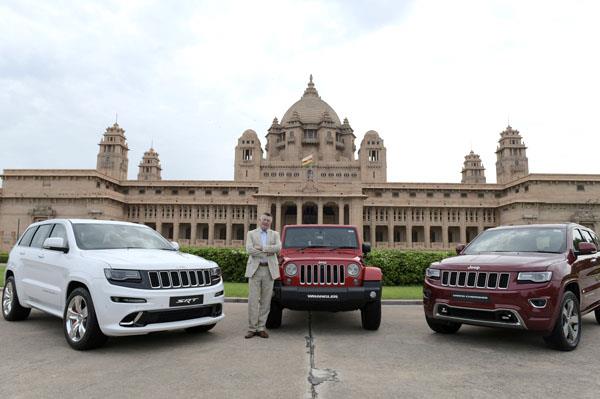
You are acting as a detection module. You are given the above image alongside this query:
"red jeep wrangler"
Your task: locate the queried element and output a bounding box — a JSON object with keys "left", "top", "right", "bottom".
{"left": 423, "top": 223, "right": 600, "bottom": 350}
{"left": 266, "top": 224, "right": 382, "bottom": 330}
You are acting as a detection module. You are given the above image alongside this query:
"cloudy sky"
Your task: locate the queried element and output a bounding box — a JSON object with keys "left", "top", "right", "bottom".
{"left": 1, "top": 0, "right": 599, "bottom": 184}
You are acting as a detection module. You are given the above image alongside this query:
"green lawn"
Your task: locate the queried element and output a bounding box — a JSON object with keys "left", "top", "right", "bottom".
{"left": 0, "top": 264, "right": 5, "bottom": 286}
{"left": 224, "top": 282, "right": 422, "bottom": 300}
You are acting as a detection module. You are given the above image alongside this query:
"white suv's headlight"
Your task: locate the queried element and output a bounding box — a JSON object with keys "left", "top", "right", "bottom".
{"left": 285, "top": 263, "right": 297, "bottom": 277}
{"left": 426, "top": 268, "right": 441, "bottom": 279}
{"left": 104, "top": 269, "right": 142, "bottom": 282}
{"left": 347, "top": 263, "right": 360, "bottom": 277}
{"left": 517, "top": 271, "right": 552, "bottom": 283}
{"left": 210, "top": 267, "right": 222, "bottom": 277}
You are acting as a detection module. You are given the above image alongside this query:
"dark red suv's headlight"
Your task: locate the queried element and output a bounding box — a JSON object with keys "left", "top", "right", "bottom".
{"left": 425, "top": 268, "right": 441, "bottom": 279}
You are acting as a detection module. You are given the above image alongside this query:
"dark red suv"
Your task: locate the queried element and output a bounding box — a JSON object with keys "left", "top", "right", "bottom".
{"left": 423, "top": 223, "right": 600, "bottom": 350}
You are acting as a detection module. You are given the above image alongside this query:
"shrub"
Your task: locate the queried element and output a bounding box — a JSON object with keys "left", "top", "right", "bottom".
{"left": 365, "top": 249, "right": 454, "bottom": 286}
{"left": 0, "top": 252, "right": 8, "bottom": 264}
{"left": 181, "top": 246, "right": 454, "bottom": 286}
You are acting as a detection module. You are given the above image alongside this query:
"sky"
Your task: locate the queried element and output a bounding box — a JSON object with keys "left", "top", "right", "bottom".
{"left": 1, "top": 0, "right": 599, "bottom": 184}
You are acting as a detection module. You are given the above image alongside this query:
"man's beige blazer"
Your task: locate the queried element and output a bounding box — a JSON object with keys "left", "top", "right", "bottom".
{"left": 245, "top": 228, "right": 281, "bottom": 279}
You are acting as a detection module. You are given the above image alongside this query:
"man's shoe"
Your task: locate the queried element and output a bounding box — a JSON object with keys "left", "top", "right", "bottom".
{"left": 245, "top": 331, "right": 256, "bottom": 339}
{"left": 257, "top": 331, "right": 269, "bottom": 339}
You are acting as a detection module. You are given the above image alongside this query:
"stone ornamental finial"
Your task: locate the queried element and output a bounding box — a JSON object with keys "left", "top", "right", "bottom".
{"left": 303, "top": 74, "right": 319, "bottom": 97}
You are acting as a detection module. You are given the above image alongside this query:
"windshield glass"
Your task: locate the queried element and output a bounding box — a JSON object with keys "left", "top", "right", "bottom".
{"left": 73, "top": 223, "right": 174, "bottom": 250}
{"left": 283, "top": 227, "right": 358, "bottom": 249}
{"left": 463, "top": 227, "right": 566, "bottom": 254}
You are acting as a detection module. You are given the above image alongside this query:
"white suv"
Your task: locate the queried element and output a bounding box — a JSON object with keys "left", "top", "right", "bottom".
{"left": 2, "top": 219, "right": 225, "bottom": 350}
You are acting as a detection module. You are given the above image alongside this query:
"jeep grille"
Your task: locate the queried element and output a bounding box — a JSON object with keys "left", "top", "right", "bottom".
{"left": 441, "top": 271, "right": 510, "bottom": 289}
{"left": 148, "top": 270, "right": 214, "bottom": 289}
{"left": 299, "top": 264, "right": 346, "bottom": 286}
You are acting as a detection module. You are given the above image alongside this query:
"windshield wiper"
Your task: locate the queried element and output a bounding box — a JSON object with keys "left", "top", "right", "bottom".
{"left": 327, "top": 246, "right": 357, "bottom": 251}
{"left": 297, "top": 245, "right": 327, "bottom": 251}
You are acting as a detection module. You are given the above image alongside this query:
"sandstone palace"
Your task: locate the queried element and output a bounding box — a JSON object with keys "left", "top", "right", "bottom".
{"left": 1, "top": 77, "right": 599, "bottom": 251}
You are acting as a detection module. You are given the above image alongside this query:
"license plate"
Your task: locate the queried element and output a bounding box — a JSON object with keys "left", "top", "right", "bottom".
{"left": 451, "top": 292, "right": 489, "bottom": 303}
{"left": 169, "top": 295, "right": 204, "bottom": 307}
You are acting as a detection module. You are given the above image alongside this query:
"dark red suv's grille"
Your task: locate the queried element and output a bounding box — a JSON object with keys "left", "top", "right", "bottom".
{"left": 441, "top": 271, "right": 510, "bottom": 289}
{"left": 299, "top": 264, "right": 346, "bottom": 286}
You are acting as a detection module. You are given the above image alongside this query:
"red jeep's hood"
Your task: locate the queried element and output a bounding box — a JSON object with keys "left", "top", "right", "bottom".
{"left": 438, "top": 253, "right": 565, "bottom": 271}
{"left": 281, "top": 253, "right": 361, "bottom": 264}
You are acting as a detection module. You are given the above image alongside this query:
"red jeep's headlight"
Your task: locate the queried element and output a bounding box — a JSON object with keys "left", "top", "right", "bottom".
{"left": 347, "top": 263, "right": 360, "bottom": 277}
{"left": 285, "top": 263, "right": 297, "bottom": 277}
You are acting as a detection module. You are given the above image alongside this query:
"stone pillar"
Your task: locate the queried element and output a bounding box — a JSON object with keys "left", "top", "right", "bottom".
{"left": 317, "top": 199, "right": 324, "bottom": 224}
{"left": 190, "top": 222, "right": 197, "bottom": 245}
{"left": 387, "top": 208, "right": 394, "bottom": 246}
{"left": 477, "top": 208, "right": 484, "bottom": 235}
{"left": 275, "top": 201, "right": 282, "bottom": 232}
{"left": 406, "top": 208, "right": 413, "bottom": 246}
{"left": 459, "top": 208, "right": 467, "bottom": 243}
{"left": 296, "top": 200, "right": 302, "bottom": 224}
{"left": 208, "top": 205, "right": 215, "bottom": 245}
{"left": 424, "top": 208, "right": 431, "bottom": 248}
{"left": 225, "top": 205, "right": 232, "bottom": 246}
{"left": 338, "top": 202, "right": 344, "bottom": 225}
{"left": 442, "top": 208, "right": 449, "bottom": 249}
{"left": 369, "top": 207, "right": 375, "bottom": 245}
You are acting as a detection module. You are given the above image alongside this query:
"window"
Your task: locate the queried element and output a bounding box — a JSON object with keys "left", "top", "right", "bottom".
{"left": 444, "top": 193, "right": 451, "bottom": 198}
{"left": 18, "top": 226, "right": 38, "bottom": 247}
{"left": 155, "top": 189, "right": 162, "bottom": 194}
{"left": 49, "top": 224, "right": 68, "bottom": 246}
{"left": 239, "top": 190, "right": 246, "bottom": 196}
{"left": 243, "top": 149, "right": 253, "bottom": 161}
{"left": 573, "top": 229, "right": 585, "bottom": 252}
{"left": 30, "top": 224, "right": 53, "bottom": 248}
{"left": 426, "top": 192, "right": 433, "bottom": 198}
{"left": 206, "top": 190, "right": 212, "bottom": 195}
{"left": 392, "top": 192, "right": 399, "bottom": 198}
{"left": 222, "top": 190, "right": 229, "bottom": 195}
{"left": 409, "top": 192, "right": 416, "bottom": 198}
{"left": 171, "top": 190, "right": 178, "bottom": 195}
{"left": 188, "top": 190, "right": 195, "bottom": 195}
{"left": 577, "top": 184, "right": 585, "bottom": 191}
{"left": 581, "top": 230, "right": 595, "bottom": 246}
{"left": 478, "top": 193, "right": 484, "bottom": 198}
{"left": 304, "top": 129, "right": 317, "bottom": 140}
{"left": 368, "top": 150, "right": 379, "bottom": 162}
{"left": 461, "top": 193, "right": 468, "bottom": 198}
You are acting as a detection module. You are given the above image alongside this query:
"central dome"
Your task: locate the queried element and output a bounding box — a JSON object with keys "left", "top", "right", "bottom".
{"left": 280, "top": 76, "right": 342, "bottom": 126}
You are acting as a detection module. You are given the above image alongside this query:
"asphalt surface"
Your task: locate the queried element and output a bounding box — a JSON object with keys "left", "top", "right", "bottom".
{"left": 1, "top": 304, "right": 600, "bottom": 399}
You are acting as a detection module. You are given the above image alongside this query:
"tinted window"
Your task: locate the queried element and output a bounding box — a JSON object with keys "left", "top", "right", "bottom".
{"left": 49, "top": 224, "right": 69, "bottom": 246}
{"left": 572, "top": 229, "right": 585, "bottom": 252}
{"left": 30, "top": 224, "right": 53, "bottom": 248}
{"left": 581, "top": 230, "right": 594, "bottom": 244}
{"left": 590, "top": 231, "right": 600, "bottom": 248}
{"left": 463, "top": 227, "right": 566, "bottom": 254}
{"left": 18, "top": 226, "right": 38, "bottom": 247}
{"left": 283, "top": 227, "right": 358, "bottom": 249}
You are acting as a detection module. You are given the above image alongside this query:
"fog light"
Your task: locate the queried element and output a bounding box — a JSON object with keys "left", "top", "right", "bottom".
{"left": 214, "top": 290, "right": 224, "bottom": 297}
{"left": 286, "top": 278, "right": 292, "bottom": 285}
{"left": 111, "top": 297, "right": 147, "bottom": 304}
{"left": 529, "top": 298, "right": 548, "bottom": 308}
{"left": 370, "top": 291, "right": 376, "bottom": 299}
{"left": 353, "top": 279, "right": 359, "bottom": 286}
{"left": 438, "top": 305, "right": 449, "bottom": 314}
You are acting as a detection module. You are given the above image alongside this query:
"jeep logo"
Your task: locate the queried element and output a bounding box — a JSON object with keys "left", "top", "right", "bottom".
{"left": 467, "top": 265, "right": 480, "bottom": 270}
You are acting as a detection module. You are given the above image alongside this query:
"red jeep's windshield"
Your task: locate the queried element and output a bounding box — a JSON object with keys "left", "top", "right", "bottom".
{"left": 283, "top": 227, "right": 358, "bottom": 249}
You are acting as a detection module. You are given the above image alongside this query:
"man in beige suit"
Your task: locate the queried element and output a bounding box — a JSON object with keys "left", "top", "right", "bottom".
{"left": 245, "top": 212, "right": 281, "bottom": 339}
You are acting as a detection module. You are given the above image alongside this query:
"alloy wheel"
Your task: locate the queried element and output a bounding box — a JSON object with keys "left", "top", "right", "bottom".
{"left": 66, "top": 295, "right": 89, "bottom": 343}
{"left": 2, "top": 283, "right": 13, "bottom": 316}
{"left": 561, "top": 298, "right": 579, "bottom": 345}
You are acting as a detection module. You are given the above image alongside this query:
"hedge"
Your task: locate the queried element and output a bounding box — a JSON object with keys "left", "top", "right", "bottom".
{"left": 181, "top": 247, "right": 454, "bottom": 286}
{"left": 0, "top": 252, "right": 8, "bottom": 264}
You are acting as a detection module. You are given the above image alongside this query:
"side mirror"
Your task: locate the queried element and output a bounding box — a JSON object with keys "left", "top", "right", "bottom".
{"left": 43, "top": 237, "right": 68, "bottom": 253}
{"left": 455, "top": 244, "right": 466, "bottom": 255}
{"left": 578, "top": 242, "right": 597, "bottom": 255}
{"left": 362, "top": 242, "right": 371, "bottom": 255}
{"left": 171, "top": 241, "right": 180, "bottom": 251}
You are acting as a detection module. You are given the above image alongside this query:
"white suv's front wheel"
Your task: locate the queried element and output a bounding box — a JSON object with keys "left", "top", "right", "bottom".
{"left": 63, "top": 287, "right": 107, "bottom": 350}
{"left": 2, "top": 276, "right": 31, "bottom": 321}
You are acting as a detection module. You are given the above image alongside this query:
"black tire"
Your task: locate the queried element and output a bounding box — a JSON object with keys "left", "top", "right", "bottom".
{"left": 185, "top": 323, "right": 217, "bottom": 333}
{"left": 63, "top": 287, "right": 107, "bottom": 350}
{"left": 543, "top": 291, "right": 581, "bottom": 351}
{"left": 266, "top": 300, "right": 283, "bottom": 329}
{"left": 595, "top": 307, "right": 600, "bottom": 325}
{"left": 425, "top": 315, "right": 461, "bottom": 334}
{"left": 361, "top": 300, "right": 381, "bottom": 330}
{"left": 2, "top": 276, "right": 31, "bottom": 321}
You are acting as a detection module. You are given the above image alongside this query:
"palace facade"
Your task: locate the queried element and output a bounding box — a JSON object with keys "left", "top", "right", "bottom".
{"left": 1, "top": 77, "right": 599, "bottom": 251}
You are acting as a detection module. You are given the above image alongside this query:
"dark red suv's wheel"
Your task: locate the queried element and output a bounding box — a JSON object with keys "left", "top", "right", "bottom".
{"left": 594, "top": 307, "right": 600, "bottom": 325}
{"left": 543, "top": 291, "right": 581, "bottom": 351}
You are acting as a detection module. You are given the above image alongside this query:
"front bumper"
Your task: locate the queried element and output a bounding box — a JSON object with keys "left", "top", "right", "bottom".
{"left": 423, "top": 279, "right": 558, "bottom": 332}
{"left": 91, "top": 278, "right": 225, "bottom": 336}
{"left": 273, "top": 281, "right": 381, "bottom": 311}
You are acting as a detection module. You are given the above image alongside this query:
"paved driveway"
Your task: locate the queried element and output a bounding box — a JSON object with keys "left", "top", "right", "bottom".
{"left": 1, "top": 304, "right": 600, "bottom": 398}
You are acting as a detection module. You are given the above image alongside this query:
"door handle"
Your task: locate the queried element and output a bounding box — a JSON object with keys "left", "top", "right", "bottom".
{"left": 19, "top": 252, "right": 25, "bottom": 255}
{"left": 37, "top": 254, "right": 45, "bottom": 259}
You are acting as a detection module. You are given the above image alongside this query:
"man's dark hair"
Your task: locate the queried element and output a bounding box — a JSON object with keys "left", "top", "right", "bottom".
{"left": 262, "top": 212, "right": 272, "bottom": 218}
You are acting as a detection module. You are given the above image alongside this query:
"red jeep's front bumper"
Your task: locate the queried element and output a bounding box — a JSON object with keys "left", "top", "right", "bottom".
{"left": 273, "top": 280, "right": 382, "bottom": 311}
